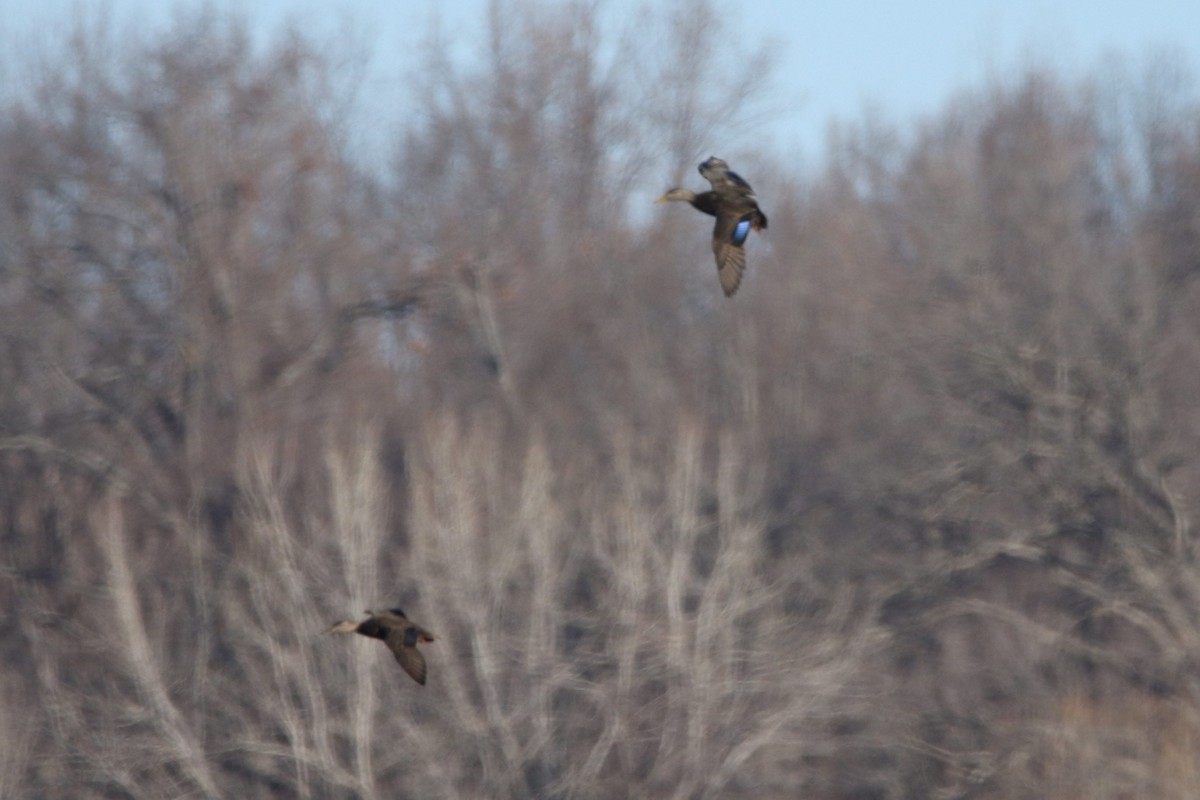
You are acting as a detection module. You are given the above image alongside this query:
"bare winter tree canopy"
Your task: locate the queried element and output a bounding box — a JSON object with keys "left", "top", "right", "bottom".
{"left": 3, "top": 3, "right": 1200, "bottom": 798}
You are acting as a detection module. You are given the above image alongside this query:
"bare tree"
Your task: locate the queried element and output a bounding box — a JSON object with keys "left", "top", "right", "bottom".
{"left": 5, "top": 3, "right": 1200, "bottom": 798}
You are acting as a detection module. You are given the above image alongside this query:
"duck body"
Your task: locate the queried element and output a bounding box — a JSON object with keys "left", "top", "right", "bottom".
{"left": 324, "top": 607, "right": 435, "bottom": 685}
{"left": 657, "top": 157, "right": 767, "bottom": 297}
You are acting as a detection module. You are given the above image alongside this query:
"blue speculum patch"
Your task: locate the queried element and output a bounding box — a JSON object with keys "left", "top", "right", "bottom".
{"left": 733, "top": 218, "right": 752, "bottom": 245}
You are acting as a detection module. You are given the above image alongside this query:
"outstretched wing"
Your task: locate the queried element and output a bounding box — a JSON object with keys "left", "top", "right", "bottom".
{"left": 385, "top": 628, "right": 429, "bottom": 685}
{"left": 699, "top": 157, "right": 757, "bottom": 197}
{"left": 711, "top": 211, "right": 756, "bottom": 297}
{"left": 721, "top": 169, "right": 753, "bottom": 190}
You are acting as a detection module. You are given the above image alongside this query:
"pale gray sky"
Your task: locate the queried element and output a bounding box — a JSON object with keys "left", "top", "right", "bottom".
{"left": 4, "top": 0, "right": 1198, "bottom": 162}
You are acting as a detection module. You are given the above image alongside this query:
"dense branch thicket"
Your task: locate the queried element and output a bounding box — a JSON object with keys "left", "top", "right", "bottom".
{"left": 3, "top": 4, "right": 1200, "bottom": 798}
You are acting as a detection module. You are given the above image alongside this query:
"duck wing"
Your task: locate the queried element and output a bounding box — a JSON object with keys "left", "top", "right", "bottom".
{"left": 699, "top": 158, "right": 757, "bottom": 196}
{"left": 711, "top": 209, "right": 757, "bottom": 297}
{"left": 385, "top": 627, "right": 429, "bottom": 685}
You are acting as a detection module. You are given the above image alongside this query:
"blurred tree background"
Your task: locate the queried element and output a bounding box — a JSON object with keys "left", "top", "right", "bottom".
{"left": 3, "top": 2, "right": 1200, "bottom": 797}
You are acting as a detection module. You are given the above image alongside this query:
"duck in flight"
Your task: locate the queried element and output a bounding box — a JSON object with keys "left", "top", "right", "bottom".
{"left": 656, "top": 156, "right": 768, "bottom": 297}
{"left": 324, "top": 608, "right": 436, "bottom": 685}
